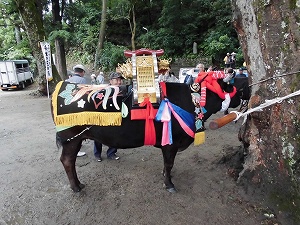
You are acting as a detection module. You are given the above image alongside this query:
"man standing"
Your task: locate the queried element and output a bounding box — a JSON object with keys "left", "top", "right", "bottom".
{"left": 96, "top": 71, "right": 105, "bottom": 84}
{"left": 93, "top": 71, "right": 123, "bottom": 161}
{"left": 236, "top": 68, "right": 247, "bottom": 78}
{"left": 223, "top": 53, "right": 231, "bottom": 68}
{"left": 66, "top": 64, "right": 86, "bottom": 84}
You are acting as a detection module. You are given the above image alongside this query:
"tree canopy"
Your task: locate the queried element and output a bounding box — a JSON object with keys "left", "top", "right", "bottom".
{"left": 1, "top": 0, "right": 241, "bottom": 74}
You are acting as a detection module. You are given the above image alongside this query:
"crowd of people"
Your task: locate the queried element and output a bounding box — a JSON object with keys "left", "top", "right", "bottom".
{"left": 223, "top": 52, "right": 236, "bottom": 69}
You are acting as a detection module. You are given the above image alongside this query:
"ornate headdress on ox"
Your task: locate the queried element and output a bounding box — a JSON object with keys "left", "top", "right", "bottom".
{"left": 158, "top": 58, "right": 172, "bottom": 74}
{"left": 117, "top": 58, "right": 133, "bottom": 79}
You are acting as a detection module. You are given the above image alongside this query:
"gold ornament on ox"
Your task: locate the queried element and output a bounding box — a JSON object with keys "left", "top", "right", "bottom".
{"left": 117, "top": 58, "right": 133, "bottom": 79}
{"left": 158, "top": 58, "right": 172, "bottom": 73}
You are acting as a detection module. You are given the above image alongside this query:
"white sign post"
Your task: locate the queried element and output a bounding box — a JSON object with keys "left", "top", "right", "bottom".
{"left": 40, "top": 41, "right": 53, "bottom": 98}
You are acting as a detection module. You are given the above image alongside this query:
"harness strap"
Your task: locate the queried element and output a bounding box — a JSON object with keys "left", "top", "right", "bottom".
{"left": 160, "top": 82, "right": 167, "bottom": 98}
{"left": 198, "top": 74, "right": 208, "bottom": 84}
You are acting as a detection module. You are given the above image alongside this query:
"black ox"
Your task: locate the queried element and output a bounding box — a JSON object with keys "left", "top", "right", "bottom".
{"left": 52, "top": 78, "right": 250, "bottom": 193}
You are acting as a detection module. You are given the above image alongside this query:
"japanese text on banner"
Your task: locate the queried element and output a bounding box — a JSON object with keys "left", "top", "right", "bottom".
{"left": 40, "top": 41, "right": 53, "bottom": 81}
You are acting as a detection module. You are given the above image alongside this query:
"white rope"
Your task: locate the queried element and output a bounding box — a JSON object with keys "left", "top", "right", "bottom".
{"left": 230, "top": 90, "right": 300, "bottom": 123}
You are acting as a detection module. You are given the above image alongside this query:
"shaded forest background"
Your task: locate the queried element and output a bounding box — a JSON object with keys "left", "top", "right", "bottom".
{"left": 0, "top": 0, "right": 243, "bottom": 76}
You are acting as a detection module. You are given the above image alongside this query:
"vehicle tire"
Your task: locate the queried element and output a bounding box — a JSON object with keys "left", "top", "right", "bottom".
{"left": 19, "top": 82, "right": 25, "bottom": 90}
{"left": 1, "top": 89, "right": 8, "bottom": 91}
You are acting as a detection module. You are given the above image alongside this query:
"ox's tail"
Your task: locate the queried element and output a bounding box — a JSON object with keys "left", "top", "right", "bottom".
{"left": 56, "top": 133, "right": 63, "bottom": 149}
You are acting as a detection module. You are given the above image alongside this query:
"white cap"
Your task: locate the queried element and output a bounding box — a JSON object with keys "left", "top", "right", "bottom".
{"left": 73, "top": 64, "right": 85, "bottom": 71}
{"left": 231, "top": 52, "right": 236, "bottom": 55}
{"left": 91, "top": 74, "right": 96, "bottom": 78}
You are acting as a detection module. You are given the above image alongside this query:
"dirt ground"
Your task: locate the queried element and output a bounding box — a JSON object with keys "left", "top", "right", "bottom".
{"left": 0, "top": 83, "right": 283, "bottom": 225}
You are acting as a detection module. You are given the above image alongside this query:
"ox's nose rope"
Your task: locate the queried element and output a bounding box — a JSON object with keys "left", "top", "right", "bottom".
{"left": 231, "top": 89, "right": 300, "bottom": 124}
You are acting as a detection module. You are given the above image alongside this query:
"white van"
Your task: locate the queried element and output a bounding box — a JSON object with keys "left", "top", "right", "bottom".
{"left": 0, "top": 60, "right": 34, "bottom": 91}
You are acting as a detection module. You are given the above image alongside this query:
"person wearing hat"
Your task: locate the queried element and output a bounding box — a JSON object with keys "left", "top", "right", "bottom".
{"left": 230, "top": 52, "right": 236, "bottom": 69}
{"left": 90, "top": 74, "right": 97, "bottom": 85}
{"left": 96, "top": 71, "right": 105, "bottom": 84}
{"left": 108, "top": 71, "right": 124, "bottom": 85}
{"left": 224, "top": 53, "right": 231, "bottom": 68}
{"left": 158, "top": 67, "right": 178, "bottom": 83}
{"left": 93, "top": 71, "right": 124, "bottom": 161}
{"left": 66, "top": 64, "right": 86, "bottom": 84}
{"left": 236, "top": 68, "right": 247, "bottom": 78}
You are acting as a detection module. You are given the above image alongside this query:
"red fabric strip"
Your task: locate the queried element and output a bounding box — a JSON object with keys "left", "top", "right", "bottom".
{"left": 131, "top": 109, "right": 158, "bottom": 120}
{"left": 160, "top": 82, "right": 167, "bottom": 98}
{"left": 131, "top": 98, "right": 157, "bottom": 145}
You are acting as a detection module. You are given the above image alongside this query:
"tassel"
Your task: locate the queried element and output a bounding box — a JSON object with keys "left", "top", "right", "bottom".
{"left": 54, "top": 112, "right": 122, "bottom": 126}
{"left": 194, "top": 131, "right": 205, "bottom": 146}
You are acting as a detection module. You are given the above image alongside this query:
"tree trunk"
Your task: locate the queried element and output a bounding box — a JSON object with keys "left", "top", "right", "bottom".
{"left": 14, "top": 25, "right": 21, "bottom": 44}
{"left": 52, "top": 0, "right": 68, "bottom": 80}
{"left": 14, "top": 0, "right": 60, "bottom": 95}
{"left": 126, "top": 2, "right": 136, "bottom": 51}
{"left": 131, "top": 4, "right": 136, "bottom": 51}
{"left": 231, "top": 0, "right": 300, "bottom": 221}
{"left": 54, "top": 38, "right": 68, "bottom": 80}
{"left": 94, "top": 0, "right": 107, "bottom": 70}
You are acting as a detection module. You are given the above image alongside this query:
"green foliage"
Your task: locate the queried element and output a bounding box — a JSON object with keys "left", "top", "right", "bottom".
{"left": 48, "top": 30, "right": 71, "bottom": 42}
{"left": 0, "top": 0, "right": 244, "bottom": 67}
{"left": 98, "top": 42, "right": 127, "bottom": 71}
{"left": 5, "top": 46, "right": 33, "bottom": 60}
{"left": 0, "top": 26, "right": 15, "bottom": 53}
{"left": 67, "top": 41, "right": 127, "bottom": 72}
{"left": 201, "top": 33, "right": 232, "bottom": 58}
{"left": 0, "top": 20, "right": 33, "bottom": 60}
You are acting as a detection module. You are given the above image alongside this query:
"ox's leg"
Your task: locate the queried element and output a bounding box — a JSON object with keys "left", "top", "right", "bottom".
{"left": 60, "top": 139, "right": 85, "bottom": 192}
{"left": 161, "top": 145, "right": 178, "bottom": 193}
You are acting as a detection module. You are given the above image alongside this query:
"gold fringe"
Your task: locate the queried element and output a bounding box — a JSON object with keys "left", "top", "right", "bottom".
{"left": 54, "top": 111, "right": 122, "bottom": 126}
{"left": 194, "top": 131, "right": 205, "bottom": 146}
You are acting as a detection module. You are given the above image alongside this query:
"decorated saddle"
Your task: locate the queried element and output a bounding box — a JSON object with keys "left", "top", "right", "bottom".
{"left": 52, "top": 81, "right": 128, "bottom": 127}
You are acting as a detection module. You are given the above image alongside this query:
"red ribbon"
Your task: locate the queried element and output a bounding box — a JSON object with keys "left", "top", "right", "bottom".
{"left": 136, "top": 97, "right": 156, "bottom": 145}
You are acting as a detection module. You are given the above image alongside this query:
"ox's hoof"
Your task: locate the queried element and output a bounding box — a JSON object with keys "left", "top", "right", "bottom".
{"left": 79, "top": 183, "right": 85, "bottom": 189}
{"left": 72, "top": 183, "right": 85, "bottom": 192}
{"left": 163, "top": 184, "right": 177, "bottom": 193}
{"left": 167, "top": 187, "right": 177, "bottom": 193}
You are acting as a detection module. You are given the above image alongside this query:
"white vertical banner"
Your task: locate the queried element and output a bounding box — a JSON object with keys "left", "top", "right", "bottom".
{"left": 40, "top": 41, "right": 53, "bottom": 81}
{"left": 40, "top": 41, "right": 52, "bottom": 98}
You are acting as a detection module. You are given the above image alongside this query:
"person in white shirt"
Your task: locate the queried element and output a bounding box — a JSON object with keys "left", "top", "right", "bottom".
{"left": 158, "top": 67, "right": 179, "bottom": 83}
{"left": 66, "top": 64, "right": 86, "bottom": 84}
{"left": 96, "top": 71, "right": 105, "bottom": 84}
